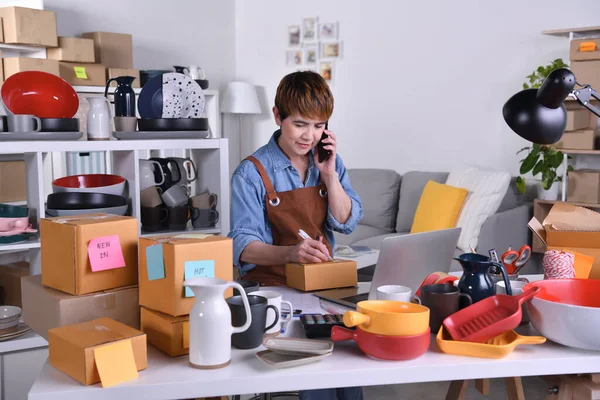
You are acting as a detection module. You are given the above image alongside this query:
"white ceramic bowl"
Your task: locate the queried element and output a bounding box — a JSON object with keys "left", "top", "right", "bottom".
{"left": 0, "top": 306, "right": 21, "bottom": 330}
{"left": 524, "top": 279, "right": 600, "bottom": 351}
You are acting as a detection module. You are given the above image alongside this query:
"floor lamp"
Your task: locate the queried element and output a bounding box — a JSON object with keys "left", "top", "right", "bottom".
{"left": 220, "top": 82, "right": 262, "bottom": 165}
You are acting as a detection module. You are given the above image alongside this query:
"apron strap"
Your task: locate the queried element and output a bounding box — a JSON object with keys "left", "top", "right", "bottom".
{"left": 245, "top": 156, "right": 280, "bottom": 204}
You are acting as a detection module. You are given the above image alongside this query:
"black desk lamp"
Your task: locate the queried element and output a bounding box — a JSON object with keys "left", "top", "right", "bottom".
{"left": 503, "top": 68, "right": 600, "bottom": 144}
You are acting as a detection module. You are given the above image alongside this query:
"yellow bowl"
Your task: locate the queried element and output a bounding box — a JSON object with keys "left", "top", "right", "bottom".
{"left": 343, "top": 300, "right": 430, "bottom": 336}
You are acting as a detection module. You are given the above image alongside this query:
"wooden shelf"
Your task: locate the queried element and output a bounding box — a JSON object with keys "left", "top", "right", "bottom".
{"left": 556, "top": 149, "right": 600, "bottom": 155}
{"left": 542, "top": 26, "right": 600, "bottom": 38}
{"left": 534, "top": 199, "right": 600, "bottom": 208}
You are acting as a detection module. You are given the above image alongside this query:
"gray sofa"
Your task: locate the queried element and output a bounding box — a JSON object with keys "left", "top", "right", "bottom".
{"left": 334, "top": 170, "right": 538, "bottom": 273}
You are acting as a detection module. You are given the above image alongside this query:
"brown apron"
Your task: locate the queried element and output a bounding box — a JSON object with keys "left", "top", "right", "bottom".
{"left": 241, "top": 156, "right": 332, "bottom": 287}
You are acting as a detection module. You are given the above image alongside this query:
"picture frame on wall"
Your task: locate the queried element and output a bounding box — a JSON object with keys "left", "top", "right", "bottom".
{"left": 302, "top": 18, "right": 317, "bottom": 41}
{"left": 318, "top": 22, "right": 338, "bottom": 40}
{"left": 304, "top": 44, "right": 318, "bottom": 65}
{"left": 288, "top": 25, "right": 301, "bottom": 46}
{"left": 320, "top": 42, "right": 342, "bottom": 59}
{"left": 319, "top": 60, "right": 334, "bottom": 84}
{"left": 286, "top": 50, "right": 303, "bottom": 66}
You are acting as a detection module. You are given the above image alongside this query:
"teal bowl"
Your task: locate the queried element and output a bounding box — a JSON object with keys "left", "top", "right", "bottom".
{"left": 0, "top": 204, "right": 28, "bottom": 218}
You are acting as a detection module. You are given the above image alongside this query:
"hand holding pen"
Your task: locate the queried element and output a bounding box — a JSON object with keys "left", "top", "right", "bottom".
{"left": 288, "top": 229, "right": 333, "bottom": 263}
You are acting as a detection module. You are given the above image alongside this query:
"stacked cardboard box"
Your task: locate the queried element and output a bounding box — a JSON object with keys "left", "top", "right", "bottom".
{"left": 138, "top": 235, "right": 233, "bottom": 357}
{"left": 22, "top": 214, "right": 141, "bottom": 339}
{"left": 556, "top": 38, "right": 600, "bottom": 150}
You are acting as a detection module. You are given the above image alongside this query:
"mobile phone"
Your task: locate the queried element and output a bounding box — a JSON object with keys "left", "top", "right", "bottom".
{"left": 317, "top": 122, "right": 331, "bottom": 163}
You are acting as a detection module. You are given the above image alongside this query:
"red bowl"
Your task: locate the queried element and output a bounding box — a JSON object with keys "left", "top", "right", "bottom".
{"left": 1, "top": 71, "right": 79, "bottom": 118}
{"left": 331, "top": 326, "right": 430, "bottom": 360}
{"left": 52, "top": 174, "right": 126, "bottom": 196}
{"left": 523, "top": 279, "right": 600, "bottom": 307}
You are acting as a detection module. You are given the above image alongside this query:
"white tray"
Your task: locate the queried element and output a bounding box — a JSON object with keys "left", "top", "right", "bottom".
{"left": 113, "top": 131, "right": 210, "bottom": 140}
{"left": 263, "top": 337, "right": 334, "bottom": 356}
{"left": 0, "top": 131, "right": 83, "bottom": 141}
{"left": 256, "top": 350, "right": 331, "bottom": 369}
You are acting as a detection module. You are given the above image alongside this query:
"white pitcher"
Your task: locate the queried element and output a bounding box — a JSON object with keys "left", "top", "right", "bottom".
{"left": 86, "top": 96, "right": 112, "bottom": 140}
{"left": 183, "top": 277, "right": 251, "bottom": 369}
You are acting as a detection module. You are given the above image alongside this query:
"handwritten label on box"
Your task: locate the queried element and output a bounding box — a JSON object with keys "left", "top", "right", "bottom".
{"left": 94, "top": 339, "right": 138, "bottom": 388}
{"left": 146, "top": 244, "right": 165, "bottom": 280}
{"left": 74, "top": 66, "right": 88, "bottom": 79}
{"left": 88, "top": 235, "right": 126, "bottom": 272}
{"left": 184, "top": 260, "right": 215, "bottom": 297}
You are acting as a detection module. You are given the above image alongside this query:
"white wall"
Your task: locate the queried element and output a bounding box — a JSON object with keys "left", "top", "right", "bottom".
{"left": 43, "top": 0, "right": 236, "bottom": 90}
{"left": 234, "top": 0, "right": 600, "bottom": 176}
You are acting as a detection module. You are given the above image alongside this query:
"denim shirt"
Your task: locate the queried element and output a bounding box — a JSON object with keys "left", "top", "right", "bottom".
{"left": 228, "top": 130, "right": 364, "bottom": 275}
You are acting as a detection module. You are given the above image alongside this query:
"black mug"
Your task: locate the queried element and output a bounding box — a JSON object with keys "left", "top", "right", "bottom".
{"left": 150, "top": 157, "right": 181, "bottom": 192}
{"left": 227, "top": 295, "right": 279, "bottom": 349}
{"left": 166, "top": 205, "right": 189, "bottom": 231}
{"left": 233, "top": 280, "right": 260, "bottom": 296}
{"left": 141, "top": 205, "right": 167, "bottom": 232}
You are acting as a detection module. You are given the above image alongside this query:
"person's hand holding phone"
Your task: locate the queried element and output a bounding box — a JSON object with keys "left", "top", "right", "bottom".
{"left": 314, "top": 127, "right": 337, "bottom": 178}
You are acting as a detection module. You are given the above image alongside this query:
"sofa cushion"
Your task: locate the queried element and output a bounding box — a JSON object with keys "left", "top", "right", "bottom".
{"left": 446, "top": 165, "right": 511, "bottom": 253}
{"left": 347, "top": 169, "right": 401, "bottom": 232}
{"left": 396, "top": 171, "right": 449, "bottom": 233}
{"left": 333, "top": 225, "right": 390, "bottom": 247}
{"left": 410, "top": 181, "right": 468, "bottom": 234}
{"left": 352, "top": 232, "right": 410, "bottom": 250}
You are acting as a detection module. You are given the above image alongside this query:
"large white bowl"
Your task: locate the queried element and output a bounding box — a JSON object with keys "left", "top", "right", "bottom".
{"left": 524, "top": 279, "right": 600, "bottom": 351}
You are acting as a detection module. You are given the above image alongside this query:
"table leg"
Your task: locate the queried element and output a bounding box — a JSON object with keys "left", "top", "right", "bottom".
{"left": 505, "top": 377, "right": 525, "bottom": 400}
{"left": 445, "top": 380, "right": 468, "bottom": 400}
{"left": 475, "top": 379, "right": 490, "bottom": 395}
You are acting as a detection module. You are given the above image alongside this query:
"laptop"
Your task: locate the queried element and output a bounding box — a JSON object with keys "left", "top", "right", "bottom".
{"left": 312, "top": 227, "right": 462, "bottom": 309}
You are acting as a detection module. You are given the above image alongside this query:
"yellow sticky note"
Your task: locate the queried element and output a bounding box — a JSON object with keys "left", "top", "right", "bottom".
{"left": 93, "top": 339, "right": 138, "bottom": 388}
{"left": 74, "top": 66, "right": 88, "bottom": 79}
{"left": 182, "top": 321, "right": 189, "bottom": 349}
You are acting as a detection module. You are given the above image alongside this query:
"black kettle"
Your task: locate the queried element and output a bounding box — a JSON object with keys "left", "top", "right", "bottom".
{"left": 105, "top": 76, "right": 136, "bottom": 117}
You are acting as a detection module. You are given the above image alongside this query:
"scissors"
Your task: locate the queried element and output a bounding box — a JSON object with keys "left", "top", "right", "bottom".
{"left": 501, "top": 245, "right": 531, "bottom": 274}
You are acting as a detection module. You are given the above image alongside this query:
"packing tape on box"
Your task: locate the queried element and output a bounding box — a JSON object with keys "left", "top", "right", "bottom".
{"left": 54, "top": 215, "right": 116, "bottom": 224}
{"left": 154, "top": 234, "right": 213, "bottom": 244}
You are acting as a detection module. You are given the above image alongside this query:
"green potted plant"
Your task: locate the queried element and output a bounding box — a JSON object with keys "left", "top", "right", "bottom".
{"left": 522, "top": 58, "right": 569, "bottom": 89}
{"left": 516, "top": 144, "right": 572, "bottom": 200}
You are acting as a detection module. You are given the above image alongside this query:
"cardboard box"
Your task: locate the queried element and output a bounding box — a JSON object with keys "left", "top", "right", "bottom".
{"left": 22, "top": 275, "right": 139, "bottom": 340}
{"left": 0, "top": 261, "right": 29, "bottom": 307}
{"left": 41, "top": 214, "right": 138, "bottom": 295}
{"left": 567, "top": 169, "right": 600, "bottom": 204}
{"left": 528, "top": 203, "right": 600, "bottom": 279}
{"left": 566, "top": 109, "right": 591, "bottom": 131}
{"left": 3, "top": 57, "right": 59, "bottom": 79}
{"left": 555, "top": 129, "right": 599, "bottom": 150}
{"left": 285, "top": 260, "right": 358, "bottom": 291}
{"left": 0, "top": 7, "right": 57, "bottom": 47}
{"left": 107, "top": 68, "right": 140, "bottom": 88}
{"left": 140, "top": 306, "right": 188, "bottom": 357}
{"left": 571, "top": 38, "right": 600, "bottom": 61}
{"left": 0, "top": 160, "right": 26, "bottom": 202}
{"left": 59, "top": 62, "right": 106, "bottom": 86}
{"left": 48, "top": 318, "right": 147, "bottom": 386}
{"left": 571, "top": 60, "right": 600, "bottom": 93}
{"left": 47, "top": 37, "right": 95, "bottom": 63}
{"left": 139, "top": 235, "right": 233, "bottom": 317}
{"left": 81, "top": 32, "right": 133, "bottom": 69}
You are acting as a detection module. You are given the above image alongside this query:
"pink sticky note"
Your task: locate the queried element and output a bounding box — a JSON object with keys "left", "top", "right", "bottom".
{"left": 88, "top": 235, "right": 126, "bottom": 272}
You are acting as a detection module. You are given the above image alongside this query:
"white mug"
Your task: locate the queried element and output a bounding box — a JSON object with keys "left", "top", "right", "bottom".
{"left": 376, "top": 285, "right": 421, "bottom": 303}
{"left": 252, "top": 290, "right": 293, "bottom": 336}
{"left": 139, "top": 160, "right": 165, "bottom": 190}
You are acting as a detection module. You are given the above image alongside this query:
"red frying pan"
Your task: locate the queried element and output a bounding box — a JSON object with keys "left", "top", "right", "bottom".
{"left": 442, "top": 286, "right": 540, "bottom": 343}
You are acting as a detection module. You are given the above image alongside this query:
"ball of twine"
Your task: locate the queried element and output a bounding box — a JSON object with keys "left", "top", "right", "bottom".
{"left": 542, "top": 250, "right": 575, "bottom": 280}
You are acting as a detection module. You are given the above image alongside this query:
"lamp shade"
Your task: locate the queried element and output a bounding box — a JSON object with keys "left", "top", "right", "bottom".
{"left": 220, "top": 82, "right": 262, "bottom": 114}
{"left": 502, "top": 68, "right": 576, "bottom": 144}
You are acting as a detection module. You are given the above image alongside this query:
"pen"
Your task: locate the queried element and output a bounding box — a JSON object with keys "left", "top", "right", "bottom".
{"left": 298, "top": 229, "right": 334, "bottom": 261}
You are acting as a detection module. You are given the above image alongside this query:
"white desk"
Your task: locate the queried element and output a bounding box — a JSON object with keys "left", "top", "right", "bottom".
{"left": 28, "top": 270, "right": 600, "bottom": 400}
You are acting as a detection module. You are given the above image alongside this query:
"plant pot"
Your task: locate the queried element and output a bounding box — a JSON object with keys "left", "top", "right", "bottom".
{"left": 536, "top": 181, "right": 560, "bottom": 201}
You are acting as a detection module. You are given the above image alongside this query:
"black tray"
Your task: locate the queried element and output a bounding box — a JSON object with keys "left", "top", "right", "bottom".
{"left": 47, "top": 192, "right": 127, "bottom": 210}
{"left": 138, "top": 118, "right": 209, "bottom": 131}
{"left": 40, "top": 118, "right": 80, "bottom": 132}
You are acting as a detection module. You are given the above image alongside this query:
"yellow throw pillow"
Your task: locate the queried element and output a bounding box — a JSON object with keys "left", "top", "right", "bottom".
{"left": 410, "top": 181, "right": 468, "bottom": 234}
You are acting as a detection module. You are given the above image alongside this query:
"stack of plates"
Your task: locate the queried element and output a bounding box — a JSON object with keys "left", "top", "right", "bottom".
{"left": 0, "top": 322, "right": 31, "bottom": 342}
{"left": 256, "top": 337, "right": 333, "bottom": 369}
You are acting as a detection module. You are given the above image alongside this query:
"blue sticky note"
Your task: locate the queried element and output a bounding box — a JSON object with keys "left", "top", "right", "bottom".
{"left": 146, "top": 244, "right": 165, "bottom": 281}
{"left": 184, "top": 260, "right": 215, "bottom": 297}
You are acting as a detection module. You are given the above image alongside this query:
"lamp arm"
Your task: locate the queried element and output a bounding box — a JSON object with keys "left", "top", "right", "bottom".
{"left": 572, "top": 85, "right": 600, "bottom": 118}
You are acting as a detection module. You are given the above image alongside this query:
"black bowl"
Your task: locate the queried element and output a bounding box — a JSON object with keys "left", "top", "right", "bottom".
{"left": 195, "top": 79, "right": 209, "bottom": 89}
{"left": 47, "top": 192, "right": 127, "bottom": 210}
{"left": 40, "top": 118, "right": 80, "bottom": 132}
{"left": 137, "top": 118, "right": 209, "bottom": 132}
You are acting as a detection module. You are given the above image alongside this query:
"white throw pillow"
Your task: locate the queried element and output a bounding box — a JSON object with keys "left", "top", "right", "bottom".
{"left": 446, "top": 165, "right": 510, "bottom": 253}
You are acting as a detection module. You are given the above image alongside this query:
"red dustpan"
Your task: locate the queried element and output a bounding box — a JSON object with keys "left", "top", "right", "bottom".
{"left": 442, "top": 286, "right": 540, "bottom": 343}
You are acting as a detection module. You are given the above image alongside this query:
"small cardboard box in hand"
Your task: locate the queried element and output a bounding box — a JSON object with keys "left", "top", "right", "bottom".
{"left": 285, "top": 259, "right": 358, "bottom": 291}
